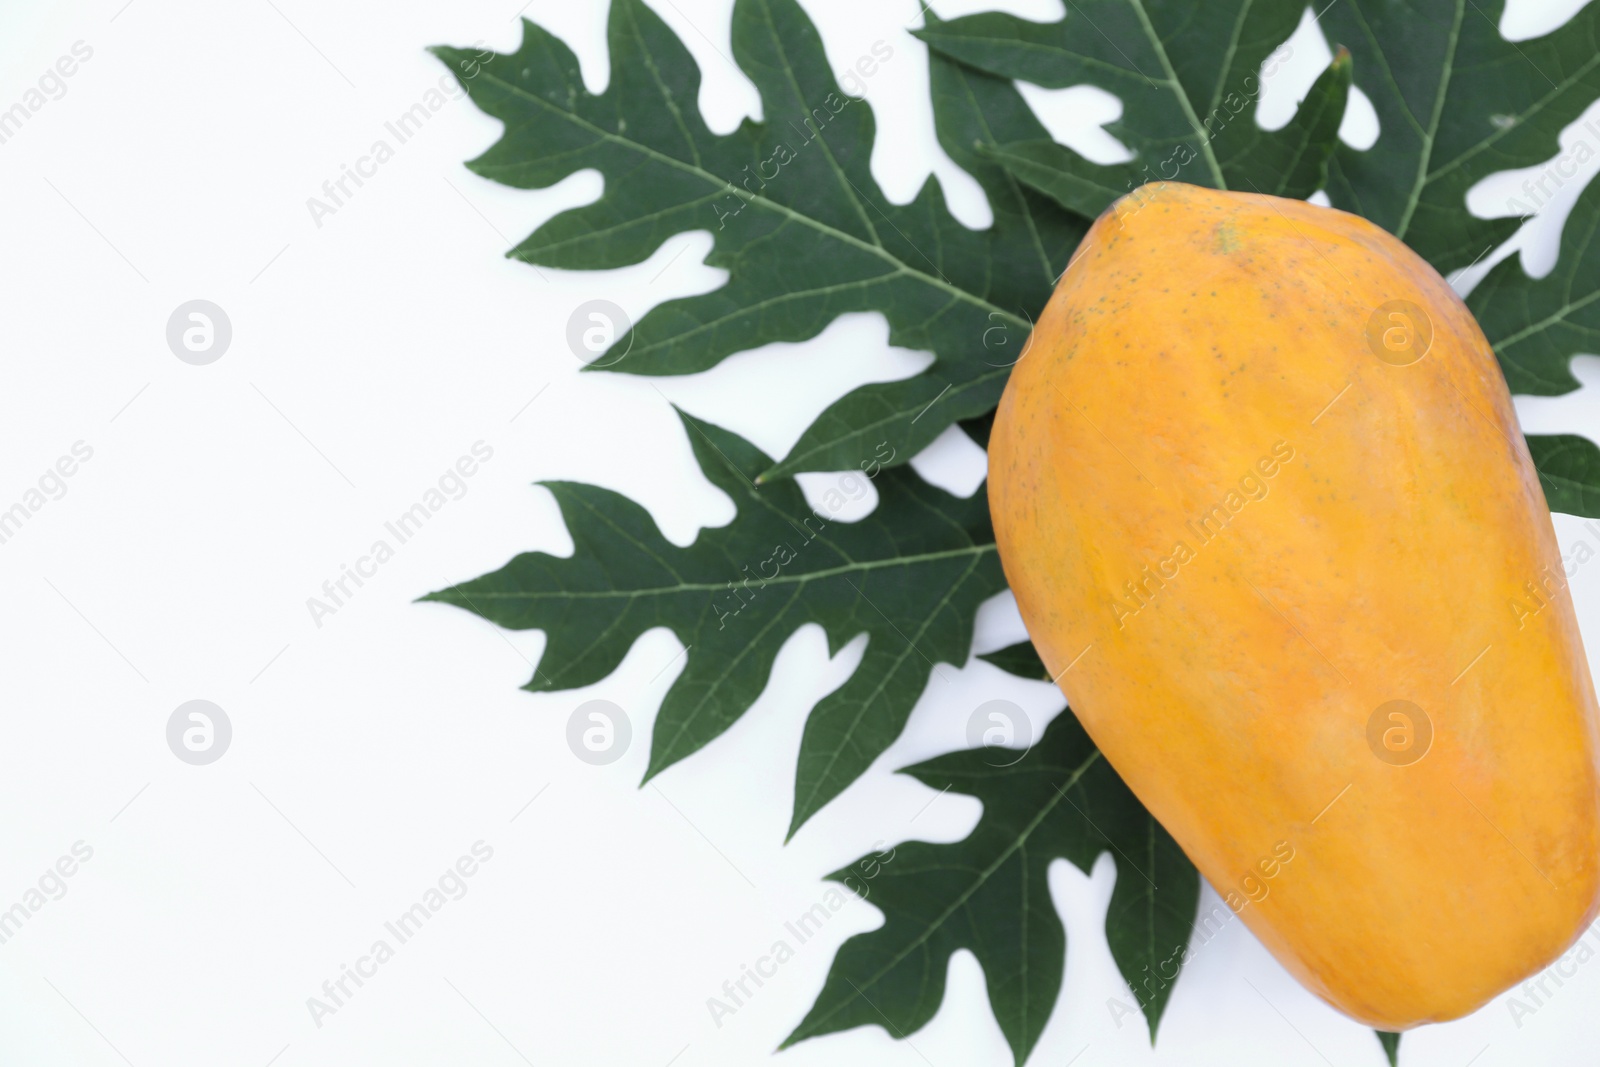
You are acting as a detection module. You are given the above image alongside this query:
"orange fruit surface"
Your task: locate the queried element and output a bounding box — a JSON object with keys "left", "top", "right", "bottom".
{"left": 988, "top": 181, "right": 1600, "bottom": 1028}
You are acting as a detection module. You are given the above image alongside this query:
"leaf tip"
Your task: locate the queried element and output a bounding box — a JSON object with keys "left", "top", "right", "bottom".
{"left": 785, "top": 798, "right": 823, "bottom": 843}
{"left": 518, "top": 671, "right": 557, "bottom": 695}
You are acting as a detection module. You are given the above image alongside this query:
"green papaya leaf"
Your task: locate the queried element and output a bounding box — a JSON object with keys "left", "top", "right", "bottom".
{"left": 1471, "top": 168, "right": 1600, "bottom": 396}
{"left": 432, "top": 0, "right": 1083, "bottom": 481}
{"left": 421, "top": 409, "right": 1004, "bottom": 837}
{"left": 971, "top": 47, "right": 1352, "bottom": 218}
{"left": 784, "top": 709, "right": 1201, "bottom": 1062}
{"left": 914, "top": 0, "right": 1350, "bottom": 209}
{"left": 762, "top": 22, "right": 1088, "bottom": 480}
{"left": 1320, "top": 0, "right": 1600, "bottom": 275}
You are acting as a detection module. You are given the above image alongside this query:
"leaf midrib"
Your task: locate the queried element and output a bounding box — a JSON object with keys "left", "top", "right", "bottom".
{"left": 754, "top": 0, "right": 883, "bottom": 247}
{"left": 1541, "top": 469, "right": 1598, "bottom": 495}
{"left": 950, "top": 64, "right": 1057, "bottom": 289}
{"left": 771, "top": 366, "right": 1012, "bottom": 476}
{"left": 1395, "top": 0, "right": 1466, "bottom": 239}
{"left": 1423, "top": 45, "right": 1600, "bottom": 187}
{"left": 1126, "top": 0, "right": 1227, "bottom": 188}
{"left": 1491, "top": 285, "right": 1600, "bottom": 353}
{"left": 439, "top": 542, "right": 999, "bottom": 602}
{"left": 469, "top": 65, "right": 1030, "bottom": 331}
{"left": 622, "top": 0, "right": 703, "bottom": 169}
{"left": 920, "top": 31, "right": 1172, "bottom": 86}
{"left": 1202, "top": 0, "right": 1255, "bottom": 135}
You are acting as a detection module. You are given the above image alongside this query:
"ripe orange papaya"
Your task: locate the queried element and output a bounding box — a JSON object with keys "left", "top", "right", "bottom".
{"left": 988, "top": 181, "right": 1600, "bottom": 1028}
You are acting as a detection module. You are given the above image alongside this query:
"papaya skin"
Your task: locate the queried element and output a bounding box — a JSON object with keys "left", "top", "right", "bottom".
{"left": 989, "top": 181, "right": 1600, "bottom": 1029}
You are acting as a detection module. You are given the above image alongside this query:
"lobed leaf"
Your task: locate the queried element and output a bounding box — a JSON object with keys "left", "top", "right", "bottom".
{"left": 785, "top": 709, "right": 1201, "bottom": 1062}
{"left": 433, "top": 0, "right": 1084, "bottom": 479}
{"left": 763, "top": 22, "right": 1092, "bottom": 479}
{"left": 1471, "top": 167, "right": 1600, "bottom": 396}
{"left": 422, "top": 409, "right": 1004, "bottom": 836}
{"left": 1320, "top": 0, "right": 1600, "bottom": 275}
{"left": 915, "top": 0, "right": 1351, "bottom": 212}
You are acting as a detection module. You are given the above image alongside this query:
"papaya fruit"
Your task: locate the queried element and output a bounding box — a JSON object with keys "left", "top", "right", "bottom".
{"left": 988, "top": 181, "right": 1600, "bottom": 1028}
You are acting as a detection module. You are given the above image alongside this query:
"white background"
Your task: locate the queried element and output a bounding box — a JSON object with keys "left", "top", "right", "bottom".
{"left": 3, "top": 0, "right": 1600, "bottom": 1064}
